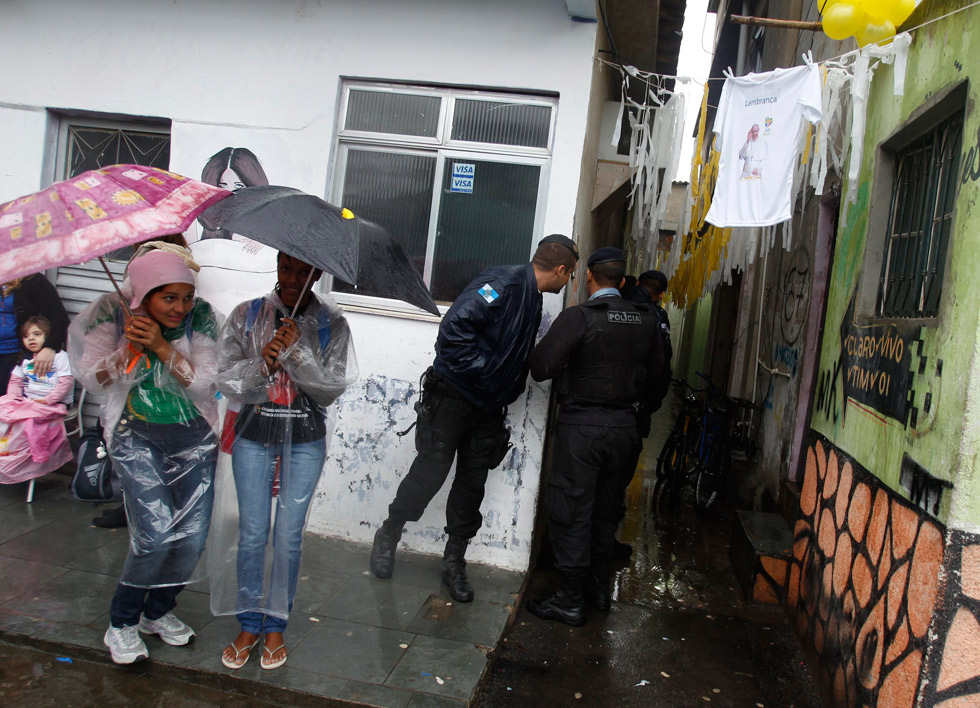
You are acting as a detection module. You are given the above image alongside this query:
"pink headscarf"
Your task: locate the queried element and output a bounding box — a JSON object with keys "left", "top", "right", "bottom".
{"left": 127, "top": 250, "right": 196, "bottom": 309}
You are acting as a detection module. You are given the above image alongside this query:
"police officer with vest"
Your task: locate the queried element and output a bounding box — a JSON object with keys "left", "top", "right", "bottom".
{"left": 370, "top": 235, "right": 580, "bottom": 603}
{"left": 526, "top": 247, "right": 665, "bottom": 625}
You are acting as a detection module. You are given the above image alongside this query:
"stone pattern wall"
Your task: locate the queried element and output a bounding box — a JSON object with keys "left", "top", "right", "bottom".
{"left": 917, "top": 529, "right": 980, "bottom": 708}
{"left": 787, "top": 433, "right": 944, "bottom": 707}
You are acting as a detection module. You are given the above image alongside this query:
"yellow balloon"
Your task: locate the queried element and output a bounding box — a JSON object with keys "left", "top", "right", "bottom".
{"left": 888, "top": 0, "right": 915, "bottom": 25}
{"left": 856, "top": 16, "right": 896, "bottom": 46}
{"left": 822, "top": 1, "right": 866, "bottom": 40}
{"left": 859, "top": 0, "right": 893, "bottom": 17}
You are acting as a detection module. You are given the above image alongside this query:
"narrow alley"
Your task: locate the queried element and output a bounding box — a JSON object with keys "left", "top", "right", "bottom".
{"left": 472, "top": 392, "right": 823, "bottom": 708}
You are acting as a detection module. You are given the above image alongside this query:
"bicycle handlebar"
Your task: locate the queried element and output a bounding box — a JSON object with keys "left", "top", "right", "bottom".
{"left": 670, "top": 373, "right": 761, "bottom": 412}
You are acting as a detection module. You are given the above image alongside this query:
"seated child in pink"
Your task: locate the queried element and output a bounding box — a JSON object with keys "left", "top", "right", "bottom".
{"left": 0, "top": 316, "right": 75, "bottom": 483}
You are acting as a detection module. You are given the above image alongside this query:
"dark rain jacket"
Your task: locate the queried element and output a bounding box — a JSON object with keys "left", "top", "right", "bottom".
{"left": 433, "top": 263, "right": 542, "bottom": 412}
{"left": 627, "top": 287, "right": 673, "bottom": 411}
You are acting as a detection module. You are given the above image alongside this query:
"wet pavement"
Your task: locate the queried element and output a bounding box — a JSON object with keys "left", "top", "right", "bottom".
{"left": 0, "top": 473, "right": 520, "bottom": 707}
{"left": 0, "top": 391, "right": 824, "bottom": 707}
{"left": 0, "top": 639, "right": 284, "bottom": 707}
{"left": 472, "top": 396, "right": 825, "bottom": 708}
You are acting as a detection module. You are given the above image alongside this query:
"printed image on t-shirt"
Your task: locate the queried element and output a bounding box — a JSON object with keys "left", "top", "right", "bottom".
{"left": 738, "top": 122, "right": 770, "bottom": 180}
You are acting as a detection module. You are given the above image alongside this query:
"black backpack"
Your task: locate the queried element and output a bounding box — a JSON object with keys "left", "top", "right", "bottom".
{"left": 71, "top": 426, "right": 120, "bottom": 502}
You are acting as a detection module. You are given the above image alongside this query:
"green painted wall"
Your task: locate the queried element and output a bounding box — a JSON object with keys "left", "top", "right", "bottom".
{"left": 674, "top": 292, "right": 713, "bottom": 384}
{"left": 812, "top": 4, "right": 980, "bottom": 528}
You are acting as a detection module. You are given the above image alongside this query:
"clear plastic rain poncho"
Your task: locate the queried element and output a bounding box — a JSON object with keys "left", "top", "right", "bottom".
{"left": 69, "top": 291, "right": 222, "bottom": 588}
{"left": 208, "top": 290, "right": 357, "bottom": 621}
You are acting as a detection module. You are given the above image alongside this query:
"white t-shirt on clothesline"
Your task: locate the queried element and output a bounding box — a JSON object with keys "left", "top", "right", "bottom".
{"left": 705, "top": 64, "right": 822, "bottom": 228}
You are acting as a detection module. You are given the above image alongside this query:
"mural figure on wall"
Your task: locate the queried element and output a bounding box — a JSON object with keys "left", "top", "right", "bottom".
{"left": 189, "top": 147, "right": 277, "bottom": 316}
{"left": 197, "top": 147, "right": 270, "bottom": 241}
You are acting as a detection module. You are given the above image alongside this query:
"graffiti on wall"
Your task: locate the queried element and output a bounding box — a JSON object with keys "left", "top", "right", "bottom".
{"left": 899, "top": 454, "right": 953, "bottom": 518}
{"left": 960, "top": 124, "right": 980, "bottom": 184}
{"left": 917, "top": 530, "right": 980, "bottom": 707}
{"left": 780, "top": 246, "right": 811, "bottom": 346}
{"left": 816, "top": 360, "right": 842, "bottom": 425}
{"left": 838, "top": 298, "right": 920, "bottom": 424}
{"left": 787, "top": 433, "right": 947, "bottom": 708}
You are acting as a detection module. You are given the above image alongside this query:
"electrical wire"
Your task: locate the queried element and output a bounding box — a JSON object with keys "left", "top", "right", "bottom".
{"left": 599, "top": 0, "right": 980, "bottom": 86}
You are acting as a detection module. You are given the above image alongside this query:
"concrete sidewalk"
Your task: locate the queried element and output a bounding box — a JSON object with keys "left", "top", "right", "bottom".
{"left": 0, "top": 475, "right": 522, "bottom": 707}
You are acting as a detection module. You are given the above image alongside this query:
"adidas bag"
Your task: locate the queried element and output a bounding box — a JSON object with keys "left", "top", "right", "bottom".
{"left": 71, "top": 426, "right": 120, "bottom": 502}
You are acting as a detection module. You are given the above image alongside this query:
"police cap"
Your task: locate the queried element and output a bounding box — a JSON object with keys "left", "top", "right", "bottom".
{"left": 638, "top": 269, "right": 668, "bottom": 290}
{"left": 587, "top": 246, "right": 626, "bottom": 267}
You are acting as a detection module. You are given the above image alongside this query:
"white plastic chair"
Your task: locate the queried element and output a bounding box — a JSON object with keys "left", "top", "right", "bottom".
{"left": 63, "top": 388, "right": 86, "bottom": 438}
{"left": 25, "top": 388, "right": 84, "bottom": 504}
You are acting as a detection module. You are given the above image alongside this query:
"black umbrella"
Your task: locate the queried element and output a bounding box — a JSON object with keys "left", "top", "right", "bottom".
{"left": 200, "top": 185, "right": 439, "bottom": 315}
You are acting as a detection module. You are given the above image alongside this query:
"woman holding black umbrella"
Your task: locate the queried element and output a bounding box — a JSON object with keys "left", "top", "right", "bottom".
{"left": 210, "top": 252, "right": 358, "bottom": 671}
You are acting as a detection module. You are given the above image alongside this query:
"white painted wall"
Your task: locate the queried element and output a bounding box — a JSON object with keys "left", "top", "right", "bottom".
{"left": 0, "top": 0, "right": 597, "bottom": 569}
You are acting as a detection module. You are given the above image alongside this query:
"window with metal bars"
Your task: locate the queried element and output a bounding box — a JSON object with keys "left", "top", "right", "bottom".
{"left": 58, "top": 120, "right": 171, "bottom": 261}
{"left": 876, "top": 112, "right": 962, "bottom": 318}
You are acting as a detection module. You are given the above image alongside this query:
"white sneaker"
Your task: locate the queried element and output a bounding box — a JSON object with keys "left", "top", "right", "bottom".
{"left": 104, "top": 624, "right": 149, "bottom": 664}
{"left": 138, "top": 612, "right": 195, "bottom": 646}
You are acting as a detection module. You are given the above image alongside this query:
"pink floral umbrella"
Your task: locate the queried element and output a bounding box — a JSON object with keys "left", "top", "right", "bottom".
{"left": 0, "top": 164, "right": 231, "bottom": 284}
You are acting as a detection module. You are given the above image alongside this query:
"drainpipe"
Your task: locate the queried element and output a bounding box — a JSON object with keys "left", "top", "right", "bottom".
{"left": 751, "top": 243, "right": 769, "bottom": 405}
{"left": 735, "top": 1, "right": 750, "bottom": 76}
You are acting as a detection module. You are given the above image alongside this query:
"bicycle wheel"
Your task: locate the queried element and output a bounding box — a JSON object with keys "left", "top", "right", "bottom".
{"left": 694, "top": 442, "right": 727, "bottom": 510}
{"left": 655, "top": 432, "right": 685, "bottom": 481}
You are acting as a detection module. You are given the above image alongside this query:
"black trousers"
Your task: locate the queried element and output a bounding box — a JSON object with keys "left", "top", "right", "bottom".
{"left": 110, "top": 583, "right": 183, "bottom": 628}
{"left": 544, "top": 420, "right": 639, "bottom": 573}
{"left": 387, "top": 379, "right": 505, "bottom": 539}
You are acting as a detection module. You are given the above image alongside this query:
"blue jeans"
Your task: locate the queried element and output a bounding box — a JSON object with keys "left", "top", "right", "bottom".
{"left": 109, "top": 416, "right": 217, "bottom": 626}
{"left": 110, "top": 584, "right": 183, "bottom": 628}
{"left": 232, "top": 436, "right": 326, "bottom": 634}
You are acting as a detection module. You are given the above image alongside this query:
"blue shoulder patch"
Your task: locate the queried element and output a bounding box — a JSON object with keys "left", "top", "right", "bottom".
{"left": 477, "top": 283, "right": 499, "bottom": 304}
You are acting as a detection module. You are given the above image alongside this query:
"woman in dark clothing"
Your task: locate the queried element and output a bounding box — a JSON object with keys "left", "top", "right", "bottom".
{"left": 0, "top": 274, "right": 70, "bottom": 392}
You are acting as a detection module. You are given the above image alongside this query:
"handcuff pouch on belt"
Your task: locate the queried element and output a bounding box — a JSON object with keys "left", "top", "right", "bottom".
{"left": 396, "top": 367, "right": 450, "bottom": 463}
{"left": 397, "top": 366, "right": 512, "bottom": 468}
{"left": 479, "top": 420, "right": 512, "bottom": 469}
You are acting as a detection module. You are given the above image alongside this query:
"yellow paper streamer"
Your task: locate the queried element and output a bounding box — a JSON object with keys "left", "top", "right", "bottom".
{"left": 668, "top": 84, "right": 732, "bottom": 310}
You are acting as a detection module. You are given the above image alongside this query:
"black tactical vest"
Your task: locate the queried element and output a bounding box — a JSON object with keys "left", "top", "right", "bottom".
{"left": 557, "top": 296, "right": 661, "bottom": 409}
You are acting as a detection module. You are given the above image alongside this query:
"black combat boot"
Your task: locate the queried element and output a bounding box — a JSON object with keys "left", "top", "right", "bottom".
{"left": 611, "top": 539, "right": 633, "bottom": 560}
{"left": 526, "top": 571, "right": 587, "bottom": 626}
{"left": 442, "top": 535, "right": 474, "bottom": 602}
{"left": 585, "top": 563, "right": 612, "bottom": 611}
{"left": 369, "top": 520, "right": 403, "bottom": 579}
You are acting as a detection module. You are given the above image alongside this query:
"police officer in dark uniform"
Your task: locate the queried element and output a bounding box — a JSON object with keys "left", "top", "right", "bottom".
{"left": 629, "top": 269, "right": 673, "bottom": 401}
{"left": 370, "top": 235, "right": 580, "bottom": 602}
{"left": 526, "top": 247, "right": 665, "bottom": 625}
{"left": 611, "top": 269, "right": 674, "bottom": 559}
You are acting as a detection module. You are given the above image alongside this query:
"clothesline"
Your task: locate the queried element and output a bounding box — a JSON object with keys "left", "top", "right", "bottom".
{"left": 599, "top": 0, "right": 980, "bottom": 89}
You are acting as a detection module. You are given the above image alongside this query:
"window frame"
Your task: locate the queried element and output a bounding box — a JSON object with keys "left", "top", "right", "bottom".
{"left": 53, "top": 114, "right": 171, "bottom": 185}
{"left": 857, "top": 81, "right": 967, "bottom": 324}
{"left": 329, "top": 81, "right": 557, "bottom": 317}
{"left": 51, "top": 114, "right": 172, "bottom": 263}
{"left": 875, "top": 112, "right": 962, "bottom": 319}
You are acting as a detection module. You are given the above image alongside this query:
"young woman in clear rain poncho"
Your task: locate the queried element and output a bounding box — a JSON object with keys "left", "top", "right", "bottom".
{"left": 68, "top": 247, "right": 222, "bottom": 665}
{"left": 210, "top": 253, "right": 357, "bottom": 671}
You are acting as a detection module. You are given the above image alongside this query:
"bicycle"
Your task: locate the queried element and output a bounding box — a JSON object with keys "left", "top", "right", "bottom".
{"left": 655, "top": 373, "right": 758, "bottom": 511}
